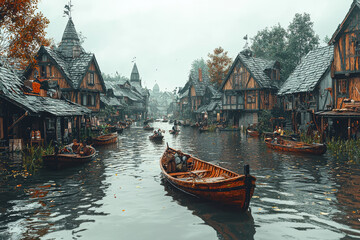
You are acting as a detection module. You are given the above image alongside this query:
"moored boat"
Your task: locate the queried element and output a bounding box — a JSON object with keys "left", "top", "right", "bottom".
{"left": 247, "top": 129, "right": 259, "bottom": 137}
{"left": 43, "top": 144, "right": 96, "bottom": 169}
{"left": 149, "top": 134, "right": 164, "bottom": 141}
{"left": 93, "top": 132, "right": 118, "bottom": 146}
{"left": 265, "top": 138, "right": 326, "bottom": 155}
{"left": 160, "top": 146, "right": 256, "bottom": 210}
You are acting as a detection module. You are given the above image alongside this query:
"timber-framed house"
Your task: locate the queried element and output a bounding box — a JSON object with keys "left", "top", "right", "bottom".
{"left": 317, "top": 0, "right": 360, "bottom": 139}
{"left": 220, "top": 49, "right": 280, "bottom": 127}
{"left": 279, "top": 46, "right": 334, "bottom": 132}
{"left": 24, "top": 18, "right": 106, "bottom": 113}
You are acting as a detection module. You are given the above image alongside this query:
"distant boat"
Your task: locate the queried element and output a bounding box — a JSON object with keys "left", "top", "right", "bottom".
{"left": 149, "top": 134, "right": 164, "bottom": 141}
{"left": 247, "top": 129, "right": 259, "bottom": 137}
{"left": 93, "top": 132, "right": 118, "bottom": 146}
{"left": 160, "top": 146, "right": 256, "bottom": 210}
{"left": 265, "top": 138, "right": 326, "bottom": 155}
{"left": 43, "top": 144, "right": 96, "bottom": 169}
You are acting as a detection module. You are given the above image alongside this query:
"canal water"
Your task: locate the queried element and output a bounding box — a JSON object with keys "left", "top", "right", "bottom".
{"left": 1, "top": 122, "right": 360, "bottom": 240}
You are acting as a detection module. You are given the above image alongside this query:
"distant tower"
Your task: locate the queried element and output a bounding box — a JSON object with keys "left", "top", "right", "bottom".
{"left": 130, "top": 63, "right": 141, "bottom": 86}
{"left": 153, "top": 83, "right": 160, "bottom": 93}
{"left": 58, "top": 1, "right": 83, "bottom": 58}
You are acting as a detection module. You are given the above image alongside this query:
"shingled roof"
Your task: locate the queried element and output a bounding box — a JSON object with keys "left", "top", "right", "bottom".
{"left": 0, "top": 65, "right": 90, "bottom": 116}
{"left": 329, "top": 0, "right": 360, "bottom": 44}
{"left": 26, "top": 18, "right": 106, "bottom": 91}
{"left": 221, "top": 52, "right": 279, "bottom": 90}
{"left": 57, "top": 18, "right": 85, "bottom": 58}
{"left": 0, "top": 63, "right": 23, "bottom": 96}
{"left": 278, "top": 46, "right": 334, "bottom": 96}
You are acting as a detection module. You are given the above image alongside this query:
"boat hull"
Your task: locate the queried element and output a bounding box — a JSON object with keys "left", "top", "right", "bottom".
{"left": 93, "top": 133, "right": 118, "bottom": 146}
{"left": 149, "top": 135, "right": 164, "bottom": 141}
{"left": 265, "top": 140, "right": 326, "bottom": 155}
{"left": 247, "top": 129, "right": 259, "bottom": 137}
{"left": 160, "top": 147, "right": 256, "bottom": 210}
{"left": 43, "top": 146, "right": 96, "bottom": 169}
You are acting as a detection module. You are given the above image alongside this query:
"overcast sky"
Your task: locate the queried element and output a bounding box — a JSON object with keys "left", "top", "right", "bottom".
{"left": 38, "top": 0, "right": 352, "bottom": 92}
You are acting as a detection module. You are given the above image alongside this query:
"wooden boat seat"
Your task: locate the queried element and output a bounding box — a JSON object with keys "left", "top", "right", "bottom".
{"left": 201, "top": 177, "right": 226, "bottom": 182}
{"left": 168, "top": 169, "right": 210, "bottom": 177}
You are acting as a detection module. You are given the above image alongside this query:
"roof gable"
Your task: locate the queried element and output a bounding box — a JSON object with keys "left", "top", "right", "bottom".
{"left": 278, "top": 46, "right": 334, "bottom": 95}
{"left": 329, "top": 0, "right": 360, "bottom": 44}
{"left": 221, "top": 52, "right": 279, "bottom": 90}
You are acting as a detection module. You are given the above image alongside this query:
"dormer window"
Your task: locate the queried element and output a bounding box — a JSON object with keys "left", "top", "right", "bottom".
{"left": 88, "top": 72, "right": 94, "bottom": 85}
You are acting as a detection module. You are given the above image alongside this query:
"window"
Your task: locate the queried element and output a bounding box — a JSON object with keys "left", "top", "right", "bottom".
{"left": 231, "top": 96, "right": 236, "bottom": 105}
{"left": 48, "top": 66, "right": 52, "bottom": 77}
{"left": 247, "top": 95, "right": 256, "bottom": 104}
{"left": 40, "top": 65, "right": 46, "bottom": 78}
{"left": 41, "top": 55, "right": 48, "bottom": 62}
{"left": 87, "top": 94, "right": 95, "bottom": 106}
{"left": 88, "top": 72, "right": 94, "bottom": 85}
{"left": 81, "top": 94, "right": 87, "bottom": 105}
{"left": 338, "top": 79, "right": 348, "bottom": 96}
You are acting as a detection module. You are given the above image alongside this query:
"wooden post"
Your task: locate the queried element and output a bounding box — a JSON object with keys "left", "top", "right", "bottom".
{"left": 348, "top": 118, "right": 351, "bottom": 140}
{"left": 321, "top": 117, "right": 324, "bottom": 143}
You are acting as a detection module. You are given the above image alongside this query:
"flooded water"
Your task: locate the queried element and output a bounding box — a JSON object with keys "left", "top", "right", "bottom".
{"left": 1, "top": 122, "right": 360, "bottom": 239}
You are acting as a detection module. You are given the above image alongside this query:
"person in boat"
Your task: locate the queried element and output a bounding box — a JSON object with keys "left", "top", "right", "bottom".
{"left": 81, "top": 142, "right": 92, "bottom": 156}
{"left": 60, "top": 145, "right": 74, "bottom": 154}
{"left": 72, "top": 139, "right": 80, "bottom": 152}
{"left": 279, "top": 127, "right": 284, "bottom": 136}
{"left": 174, "top": 151, "right": 187, "bottom": 172}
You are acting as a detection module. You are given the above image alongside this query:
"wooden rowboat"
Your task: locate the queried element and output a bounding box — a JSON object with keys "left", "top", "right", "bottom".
{"left": 149, "top": 134, "right": 164, "bottom": 141}
{"left": 43, "top": 144, "right": 96, "bottom": 169}
{"left": 160, "top": 146, "right": 256, "bottom": 210}
{"left": 93, "top": 132, "right": 118, "bottom": 146}
{"left": 143, "top": 126, "right": 154, "bottom": 131}
{"left": 247, "top": 129, "right": 259, "bottom": 137}
{"left": 265, "top": 138, "right": 326, "bottom": 155}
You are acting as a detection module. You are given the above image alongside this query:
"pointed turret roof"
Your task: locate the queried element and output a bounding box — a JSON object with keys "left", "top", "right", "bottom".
{"left": 130, "top": 63, "right": 140, "bottom": 82}
{"left": 57, "top": 18, "right": 84, "bottom": 58}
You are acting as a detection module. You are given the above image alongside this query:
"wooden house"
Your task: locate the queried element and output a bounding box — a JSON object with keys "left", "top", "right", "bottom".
{"left": 278, "top": 46, "right": 334, "bottom": 132}
{"left": 178, "top": 69, "right": 219, "bottom": 121}
{"left": 317, "top": 0, "right": 360, "bottom": 139}
{"left": 24, "top": 18, "right": 106, "bottom": 113}
{"left": 0, "top": 63, "right": 91, "bottom": 149}
{"left": 220, "top": 49, "right": 280, "bottom": 127}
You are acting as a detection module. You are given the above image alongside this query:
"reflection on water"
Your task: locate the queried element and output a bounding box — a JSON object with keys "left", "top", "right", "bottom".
{"left": 0, "top": 122, "right": 360, "bottom": 239}
{"left": 162, "top": 178, "right": 256, "bottom": 240}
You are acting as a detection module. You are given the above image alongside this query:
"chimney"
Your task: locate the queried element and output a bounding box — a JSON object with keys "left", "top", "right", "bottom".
{"left": 198, "top": 68, "right": 203, "bottom": 82}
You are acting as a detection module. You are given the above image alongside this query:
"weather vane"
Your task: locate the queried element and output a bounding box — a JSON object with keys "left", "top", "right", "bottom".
{"left": 63, "top": 0, "right": 73, "bottom": 19}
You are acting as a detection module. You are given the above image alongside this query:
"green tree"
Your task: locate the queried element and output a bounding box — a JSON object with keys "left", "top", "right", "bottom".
{"left": 189, "top": 58, "right": 209, "bottom": 81}
{"left": 286, "top": 13, "right": 319, "bottom": 77}
{"left": 207, "top": 47, "right": 232, "bottom": 88}
{"left": 251, "top": 24, "right": 287, "bottom": 62}
{"left": 251, "top": 12, "right": 319, "bottom": 80}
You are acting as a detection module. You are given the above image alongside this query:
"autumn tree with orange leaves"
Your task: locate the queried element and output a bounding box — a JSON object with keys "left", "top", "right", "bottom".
{"left": 0, "top": 0, "right": 50, "bottom": 69}
{"left": 207, "top": 47, "right": 232, "bottom": 88}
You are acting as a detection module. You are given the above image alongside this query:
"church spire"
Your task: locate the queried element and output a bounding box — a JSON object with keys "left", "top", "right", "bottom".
{"left": 130, "top": 63, "right": 141, "bottom": 84}
{"left": 57, "top": 2, "right": 84, "bottom": 58}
